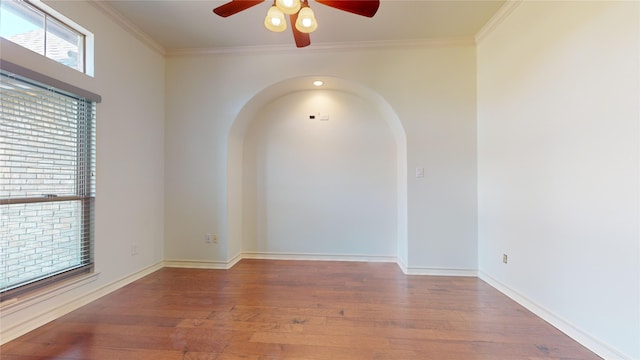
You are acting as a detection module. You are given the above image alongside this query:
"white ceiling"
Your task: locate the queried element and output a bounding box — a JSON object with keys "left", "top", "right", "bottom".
{"left": 99, "top": 0, "right": 506, "bottom": 52}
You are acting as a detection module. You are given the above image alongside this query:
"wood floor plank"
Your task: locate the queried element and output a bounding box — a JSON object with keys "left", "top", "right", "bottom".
{"left": 0, "top": 260, "right": 601, "bottom": 359}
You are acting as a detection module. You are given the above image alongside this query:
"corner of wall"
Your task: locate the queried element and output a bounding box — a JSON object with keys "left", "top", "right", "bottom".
{"left": 475, "top": 0, "right": 523, "bottom": 45}
{"left": 478, "top": 271, "right": 634, "bottom": 360}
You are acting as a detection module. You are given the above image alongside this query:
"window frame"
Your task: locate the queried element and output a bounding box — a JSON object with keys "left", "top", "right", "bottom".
{"left": 0, "top": 0, "right": 94, "bottom": 76}
{"left": 0, "top": 59, "right": 101, "bottom": 301}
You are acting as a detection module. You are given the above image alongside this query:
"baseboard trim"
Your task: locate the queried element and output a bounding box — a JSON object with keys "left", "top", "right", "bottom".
{"left": 396, "top": 257, "right": 409, "bottom": 274}
{"left": 478, "top": 271, "right": 631, "bottom": 360}
{"left": 240, "top": 251, "right": 398, "bottom": 263}
{"left": 163, "top": 259, "right": 234, "bottom": 269}
{"left": 227, "top": 253, "right": 243, "bottom": 268}
{"left": 0, "top": 261, "right": 163, "bottom": 345}
{"left": 404, "top": 266, "right": 477, "bottom": 277}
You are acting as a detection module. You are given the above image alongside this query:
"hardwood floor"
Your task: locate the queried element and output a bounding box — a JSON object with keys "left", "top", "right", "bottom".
{"left": 1, "top": 260, "right": 600, "bottom": 359}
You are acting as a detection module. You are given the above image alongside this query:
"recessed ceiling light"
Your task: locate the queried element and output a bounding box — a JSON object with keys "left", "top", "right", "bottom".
{"left": 313, "top": 80, "right": 324, "bottom": 87}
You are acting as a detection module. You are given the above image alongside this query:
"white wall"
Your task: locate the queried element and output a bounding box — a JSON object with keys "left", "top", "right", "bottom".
{"left": 165, "top": 45, "right": 478, "bottom": 272}
{"left": 3, "top": 1, "right": 635, "bottom": 357}
{"left": 243, "top": 90, "right": 397, "bottom": 256}
{"left": 1, "top": 0, "right": 165, "bottom": 343}
{"left": 477, "top": 2, "right": 639, "bottom": 359}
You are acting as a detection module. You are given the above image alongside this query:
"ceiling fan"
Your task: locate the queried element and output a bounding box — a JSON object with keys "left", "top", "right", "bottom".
{"left": 213, "top": 0, "right": 380, "bottom": 48}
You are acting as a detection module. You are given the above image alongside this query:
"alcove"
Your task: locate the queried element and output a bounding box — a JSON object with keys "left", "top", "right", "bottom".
{"left": 226, "top": 76, "right": 407, "bottom": 265}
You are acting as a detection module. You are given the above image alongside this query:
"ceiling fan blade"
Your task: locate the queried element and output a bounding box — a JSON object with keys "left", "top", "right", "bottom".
{"left": 315, "top": 0, "right": 379, "bottom": 17}
{"left": 290, "top": 14, "right": 311, "bottom": 48}
{"left": 213, "top": 0, "right": 264, "bottom": 17}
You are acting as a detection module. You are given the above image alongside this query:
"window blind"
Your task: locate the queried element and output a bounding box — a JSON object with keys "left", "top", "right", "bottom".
{"left": 0, "top": 69, "right": 96, "bottom": 300}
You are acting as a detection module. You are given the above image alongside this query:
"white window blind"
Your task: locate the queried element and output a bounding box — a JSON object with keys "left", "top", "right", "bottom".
{"left": 0, "top": 67, "right": 96, "bottom": 300}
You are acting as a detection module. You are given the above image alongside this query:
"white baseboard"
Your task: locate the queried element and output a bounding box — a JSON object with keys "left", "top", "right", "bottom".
{"left": 478, "top": 271, "right": 631, "bottom": 360}
{"left": 163, "top": 258, "right": 236, "bottom": 269}
{"left": 0, "top": 261, "right": 163, "bottom": 345}
{"left": 404, "top": 266, "right": 477, "bottom": 277}
{"left": 227, "top": 253, "right": 243, "bottom": 268}
{"left": 395, "top": 256, "right": 476, "bottom": 277}
{"left": 240, "top": 251, "right": 398, "bottom": 263}
{"left": 240, "top": 253, "right": 476, "bottom": 277}
{"left": 397, "top": 256, "right": 409, "bottom": 274}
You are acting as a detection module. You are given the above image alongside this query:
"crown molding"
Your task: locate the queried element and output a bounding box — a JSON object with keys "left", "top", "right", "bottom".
{"left": 166, "top": 36, "right": 476, "bottom": 57}
{"left": 475, "top": 0, "right": 523, "bottom": 44}
{"left": 88, "top": 0, "right": 166, "bottom": 56}
{"left": 87, "top": 0, "right": 507, "bottom": 57}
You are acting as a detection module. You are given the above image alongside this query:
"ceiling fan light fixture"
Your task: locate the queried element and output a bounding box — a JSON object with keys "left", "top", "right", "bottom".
{"left": 313, "top": 80, "right": 324, "bottom": 86}
{"left": 295, "top": 6, "right": 317, "bottom": 33}
{"left": 213, "top": 0, "right": 380, "bottom": 47}
{"left": 264, "top": 5, "right": 287, "bottom": 32}
{"left": 276, "top": 0, "right": 301, "bottom": 15}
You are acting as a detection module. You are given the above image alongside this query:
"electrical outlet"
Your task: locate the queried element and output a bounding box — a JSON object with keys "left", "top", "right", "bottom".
{"left": 503, "top": 254, "right": 508, "bottom": 264}
{"left": 131, "top": 243, "right": 138, "bottom": 256}
{"left": 213, "top": 234, "right": 218, "bottom": 244}
{"left": 205, "top": 234, "right": 213, "bottom": 244}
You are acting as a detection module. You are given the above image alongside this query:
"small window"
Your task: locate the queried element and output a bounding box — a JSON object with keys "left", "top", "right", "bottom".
{"left": 0, "top": 0, "right": 86, "bottom": 73}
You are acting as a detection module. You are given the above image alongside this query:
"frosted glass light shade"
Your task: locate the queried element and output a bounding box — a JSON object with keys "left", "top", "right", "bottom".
{"left": 276, "top": 0, "right": 301, "bottom": 15}
{"left": 264, "top": 6, "right": 287, "bottom": 32}
{"left": 295, "top": 7, "right": 317, "bottom": 33}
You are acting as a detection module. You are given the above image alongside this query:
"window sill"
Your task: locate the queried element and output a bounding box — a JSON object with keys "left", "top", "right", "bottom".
{"left": 0, "top": 272, "right": 100, "bottom": 316}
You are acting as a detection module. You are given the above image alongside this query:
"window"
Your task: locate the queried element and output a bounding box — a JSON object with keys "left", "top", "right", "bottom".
{"left": 0, "top": 63, "right": 97, "bottom": 300}
{"left": 0, "top": 0, "right": 86, "bottom": 73}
